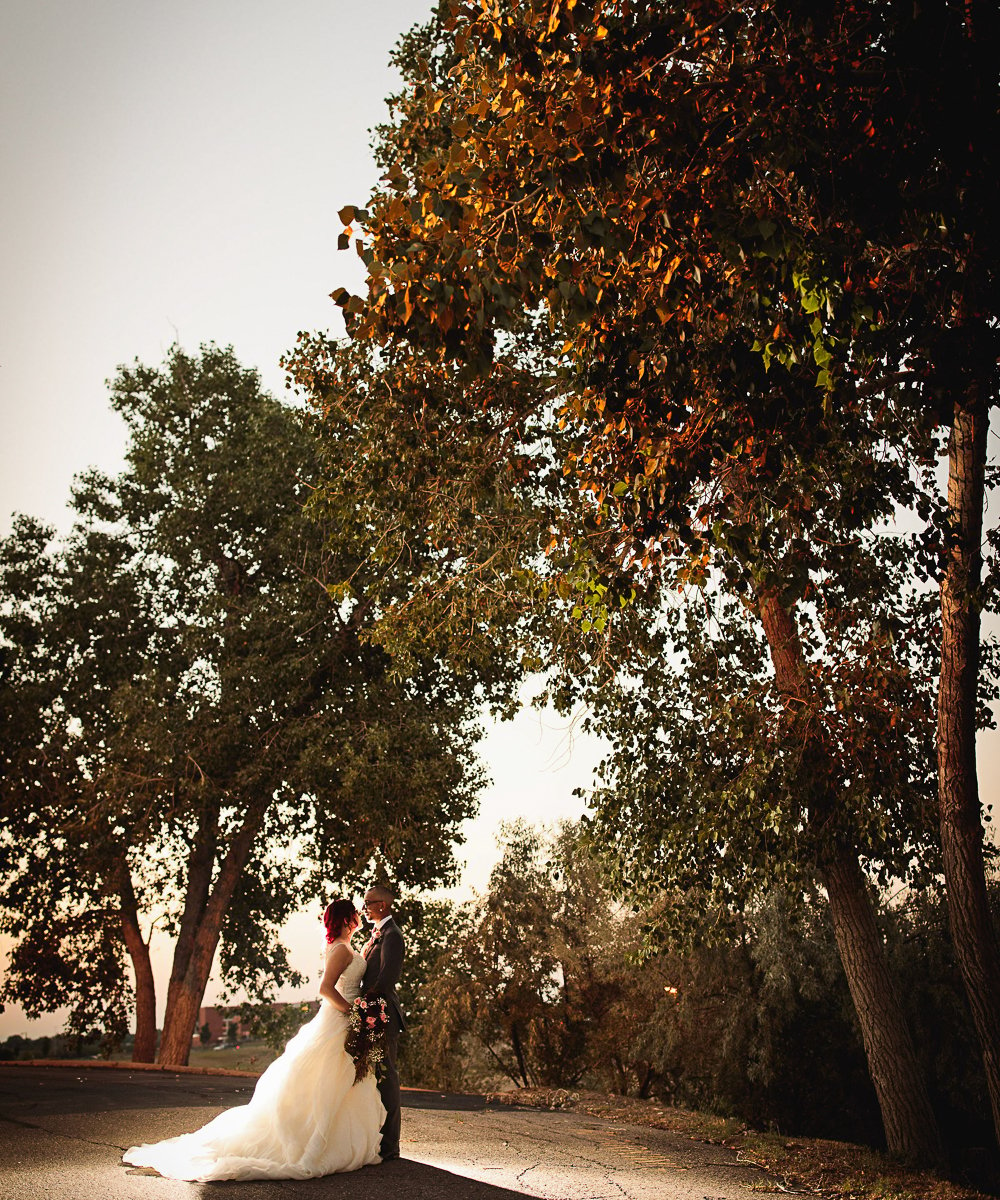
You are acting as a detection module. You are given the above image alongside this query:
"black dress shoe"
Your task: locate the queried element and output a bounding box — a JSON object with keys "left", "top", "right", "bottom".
{"left": 380, "top": 1151, "right": 400, "bottom": 1161}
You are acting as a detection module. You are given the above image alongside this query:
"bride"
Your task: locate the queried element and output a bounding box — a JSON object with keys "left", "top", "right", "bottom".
{"left": 122, "top": 899, "right": 385, "bottom": 1181}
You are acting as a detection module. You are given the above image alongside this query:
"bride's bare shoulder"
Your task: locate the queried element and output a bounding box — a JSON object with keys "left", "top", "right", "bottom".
{"left": 324, "top": 940, "right": 354, "bottom": 967}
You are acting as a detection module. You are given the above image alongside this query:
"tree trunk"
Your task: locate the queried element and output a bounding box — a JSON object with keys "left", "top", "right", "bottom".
{"left": 119, "top": 868, "right": 157, "bottom": 1063}
{"left": 937, "top": 389, "right": 1000, "bottom": 1146}
{"left": 823, "top": 846, "right": 944, "bottom": 1164}
{"left": 164, "top": 799, "right": 218, "bottom": 1016}
{"left": 157, "top": 801, "right": 266, "bottom": 1066}
{"left": 756, "top": 585, "right": 943, "bottom": 1164}
{"left": 157, "top": 953, "right": 213, "bottom": 1068}
{"left": 509, "top": 1020, "right": 531, "bottom": 1088}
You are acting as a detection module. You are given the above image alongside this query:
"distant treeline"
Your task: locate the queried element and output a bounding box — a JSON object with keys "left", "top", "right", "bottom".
{"left": 0, "top": 1031, "right": 125, "bottom": 1061}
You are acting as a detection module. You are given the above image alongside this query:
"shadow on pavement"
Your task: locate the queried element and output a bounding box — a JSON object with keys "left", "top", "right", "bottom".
{"left": 180, "top": 1158, "right": 535, "bottom": 1199}
{"left": 0, "top": 1068, "right": 486, "bottom": 1119}
{"left": 400, "top": 1088, "right": 485, "bottom": 1112}
{"left": 0, "top": 1066, "right": 259, "bottom": 1116}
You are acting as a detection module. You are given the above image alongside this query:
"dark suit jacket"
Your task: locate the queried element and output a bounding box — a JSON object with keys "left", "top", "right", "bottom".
{"left": 361, "top": 917, "right": 407, "bottom": 1032}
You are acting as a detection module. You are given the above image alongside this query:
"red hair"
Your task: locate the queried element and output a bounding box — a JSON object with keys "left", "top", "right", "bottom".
{"left": 323, "top": 899, "right": 357, "bottom": 943}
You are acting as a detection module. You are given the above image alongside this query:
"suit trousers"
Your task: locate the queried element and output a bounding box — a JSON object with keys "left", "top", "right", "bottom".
{"left": 377, "top": 1025, "right": 401, "bottom": 1157}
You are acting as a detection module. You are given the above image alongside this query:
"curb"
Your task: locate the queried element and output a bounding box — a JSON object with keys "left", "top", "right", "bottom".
{"left": 6, "top": 1062, "right": 455, "bottom": 1093}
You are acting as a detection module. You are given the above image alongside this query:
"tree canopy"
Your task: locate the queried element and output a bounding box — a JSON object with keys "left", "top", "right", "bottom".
{"left": 0, "top": 344, "right": 484, "bottom": 1064}
{"left": 287, "top": 0, "right": 1000, "bottom": 1160}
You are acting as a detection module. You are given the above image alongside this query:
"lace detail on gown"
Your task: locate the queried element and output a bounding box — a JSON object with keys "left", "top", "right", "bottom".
{"left": 335, "top": 949, "right": 367, "bottom": 1003}
{"left": 122, "top": 949, "right": 385, "bottom": 1181}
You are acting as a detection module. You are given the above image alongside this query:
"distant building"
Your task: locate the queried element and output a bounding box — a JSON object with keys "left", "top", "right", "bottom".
{"left": 195, "top": 1002, "right": 320, "bottom": 1044}
{"left": 196, "top": 1007, "right": 248, "bottom": 1044}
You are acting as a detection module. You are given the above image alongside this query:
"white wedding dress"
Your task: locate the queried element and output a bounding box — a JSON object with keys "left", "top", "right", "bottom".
{"left": 122, "top": 949, "right": 385, "bottom": 1181}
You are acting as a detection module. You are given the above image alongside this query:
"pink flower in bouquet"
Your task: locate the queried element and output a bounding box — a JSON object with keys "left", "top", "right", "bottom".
{"left": 345, "top": 992, "right": 390, "bottom": 1083}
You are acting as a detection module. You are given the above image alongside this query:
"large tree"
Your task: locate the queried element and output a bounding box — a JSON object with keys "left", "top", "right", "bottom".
{"left": 414, "top": 820, "right": 627, "bottom": 1091}
{"left": 290, "top": 0, "right": 999, "bottom": 1156}
{"left": 0, "top": 345, "right": 483, "bottom": 1065}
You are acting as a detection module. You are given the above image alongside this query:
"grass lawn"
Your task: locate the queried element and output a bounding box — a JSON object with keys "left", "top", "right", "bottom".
{"left": 184, "top": 1042, "right": 278, "bottom": 1073}
{"left": 90, "top": 1040, "right": 278, "bottom": 1073}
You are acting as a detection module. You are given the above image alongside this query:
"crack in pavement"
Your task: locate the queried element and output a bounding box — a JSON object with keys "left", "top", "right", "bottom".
{"left": 515, "top": 1160, "right": 542, "bottom": 1183}
{"left": 594, "top": 1172, "right": 630, "bottom": 1197}
{"left": 516, "top": 1157, "right": 634, "bottom": 1200}
{"left": 0, "top": 1113, "right": 128, "bottom": 1154}
{"left": 586, "top": 1125, "right": 769, "bottom": 1174}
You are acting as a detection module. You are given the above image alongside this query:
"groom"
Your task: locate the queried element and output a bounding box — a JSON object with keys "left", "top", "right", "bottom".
{"left": 361, "top": 885, "right": 406, "bottom": 1161}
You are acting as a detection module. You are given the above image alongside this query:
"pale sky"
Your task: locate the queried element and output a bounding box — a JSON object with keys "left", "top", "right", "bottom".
{"left": 1, "top": 3, "right": 997, "bottom": 1041}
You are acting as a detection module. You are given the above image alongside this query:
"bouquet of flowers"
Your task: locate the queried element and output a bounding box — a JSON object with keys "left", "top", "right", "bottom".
{"left": 345, "top": 995, "right": 391, "bottom": 1083}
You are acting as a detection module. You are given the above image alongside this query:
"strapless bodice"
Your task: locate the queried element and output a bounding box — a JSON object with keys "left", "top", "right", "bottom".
{"left": 333, "top": 949, "right": 366, "bottom": 1002}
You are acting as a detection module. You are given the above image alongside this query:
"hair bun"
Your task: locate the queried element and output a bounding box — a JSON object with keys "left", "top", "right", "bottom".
{"left": 323, "top": 898, "right": 357, "bottom": 943}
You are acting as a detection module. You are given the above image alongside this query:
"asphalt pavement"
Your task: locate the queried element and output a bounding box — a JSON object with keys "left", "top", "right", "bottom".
{"left": 0, "top": 1065, "right": 786, "bottom": 1200}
